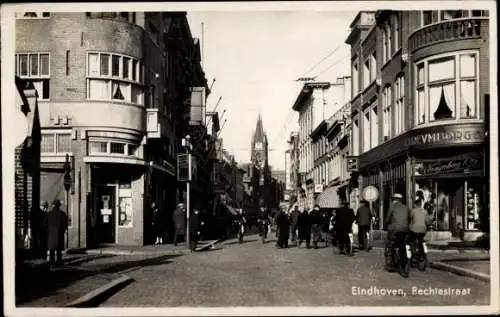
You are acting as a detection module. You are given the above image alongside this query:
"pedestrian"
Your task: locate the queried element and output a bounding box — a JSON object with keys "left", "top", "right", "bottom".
{"left": 409, "top": 197, "right": 432, "bottom": 249}
{"left": 33, "top": 201, "right": 49, "bottom": 259}
{"left": 289, "top": 205, "right": 300, "bottom": 243}
{"left": 189, "top": 209, "right": 201, "bottom": 250}
{"left": 310, "top": 205, "right": 323, "bottom": 249}
{"left": 151, "top": 202, "right": 163, "bottom": 245}
{"left": 45, "top": 200, "right": 68, "bottom": 265}
{"left": 356, "top": 200, "right": 374, "bottom": 251}
{"left": 173, "top": 203, "right": 186, "bottom": 246}
{"left": 276, "top": 209, "right": 290, "bottom": 248}
{"left": 297, "top": 208, "right": 311, "bottom": 249}
{"left": 335, "top": 200, "right": 356, "bottom": 255}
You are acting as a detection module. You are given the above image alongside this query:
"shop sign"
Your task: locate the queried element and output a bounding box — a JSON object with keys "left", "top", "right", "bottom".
{"left": 414, "top": 157, "right": 482, "bottom": 176}
{"left": 362, "top": 185, "right": 379, "bottom": 202}
{"left": 346, "top": 156, "right": 359, "bottom": 172}
{"left": 407, "top": 125, "right": 484, "bottom": 147}
{"left": 314, "top": 184, "right": 324, "bottom": 193}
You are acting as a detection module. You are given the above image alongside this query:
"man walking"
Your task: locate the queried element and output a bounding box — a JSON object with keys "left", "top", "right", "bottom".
{"left": 356, "top": 200, "right": 374, "bottom": 251}
{"left": 276, "top": 209, "right": 290, "bottom": 248}
{"left": 297, "top": 208, "right": 311, "bottom": 249}
{"left": 335, "top": 200, "right": 356, "bottom": 255}
{"left": 384, "top": 193, "right": 411, "bottom": 270}
{"left": 310, "top": 205, "right": 323, "bottom": 249}
{"left": 173, "top": 203, "right": 186, "bottom": 246}
{"left": 289, "top": 205, "right": 300, "bottom": 244}
{"left": 45, "top": 200, "right": 68, "bottom": 265}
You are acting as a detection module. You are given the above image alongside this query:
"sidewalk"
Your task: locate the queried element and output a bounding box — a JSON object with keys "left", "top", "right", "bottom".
{"left": 66, "top": 242, "right": 194, "bottom": 256}
{"left": 16, "top": 252, "right": 184, "bottom": 307}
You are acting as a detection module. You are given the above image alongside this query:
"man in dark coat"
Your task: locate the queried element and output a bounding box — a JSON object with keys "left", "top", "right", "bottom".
{"left": 189, "top": 209, "right": 201, "bottom": 250}
{"left": 297, "top": 208, "right": 311, "bottom": 248}
{"left": 335, "top": 201, "right": 356, "bottom": 254}
{"left": 173, "top": 203, "right": 186, "bottom": 246}
{"left": 289, "top": 205, "right": 300, "bottom": 243}
{"left": 34, "top": 201, "right": 49, "bottom": 258}
{"left": 310, "top": 205, "right": 323, "bottom": 249}
{"left": 45, "top": 200, "right": 68, "bottom": 265}
{"left": 276, "top": 209, "right": 290, "bottom": 248}
{"left": 151, "top": 202, "right": 162, "bottom": 245}
{"left": 356, "top": 200, "right": 374, "bottom": 250}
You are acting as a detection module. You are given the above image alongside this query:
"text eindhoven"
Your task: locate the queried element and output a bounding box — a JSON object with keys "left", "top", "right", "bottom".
{"left": 408, "top": 129, "right": 483, "bottom": 146}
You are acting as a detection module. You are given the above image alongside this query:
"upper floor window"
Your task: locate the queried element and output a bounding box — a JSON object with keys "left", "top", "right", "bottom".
{"left": 382, "top": 23, "right": 392, "bottom": 64}
{"left": 352, "top": 59, "right": 359, "bottom": 95}
{"left": 88, "top": 140, "right": 139, "bottom": 157}
{"left": 394, "top": 75, "right": 405, "bottom": 134}
{"left": 382, "top": 86, "right": 392, "bottom": 141}
{"left": 363, "top": 53, "right": 377, "bottom": 90}
{"left": 41, "top": 131, "right": 71, "bottom": 154}
{"left": 393, "top": 16, "right": 400, "bottom": 51}
{"left": 16, "top": 12, "right": 50, "bottom": 19}
{"left": 422, "top": 10, "right": 489, "bottom": 27}
{"left": 87, "top": 52, "right": 144, "bottom": 105}
{"left": 15, "top": 53, "right": 50, "bottom": 100}
{"left": 414, "top": 51, "right": 478, "bottom": 126}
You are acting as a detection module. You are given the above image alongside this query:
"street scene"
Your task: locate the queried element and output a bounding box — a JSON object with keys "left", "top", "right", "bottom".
{"left": 3, "top": 2, "right": 497, "bottom": 314}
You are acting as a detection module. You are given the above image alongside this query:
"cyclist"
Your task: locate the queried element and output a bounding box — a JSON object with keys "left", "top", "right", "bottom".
{"left": 409, "top": 197, "right": 432, "bottom": 257}
{"left": 384, "top": 193, "right": 411, "bottom": 270}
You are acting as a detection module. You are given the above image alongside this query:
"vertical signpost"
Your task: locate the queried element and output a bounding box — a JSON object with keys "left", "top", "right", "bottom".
{"left": 178, "top": 151, "right": 193, "bottom": 249}
{"left": 362, "top": 185, "right": 379, "bottom": 246}
{"left": 63, "top": 154, "right": 72, "bottom": 249}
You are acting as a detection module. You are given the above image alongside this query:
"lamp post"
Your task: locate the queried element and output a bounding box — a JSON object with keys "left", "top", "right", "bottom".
{"left": 182, "top": 135, "right": 192, "bottom": 249}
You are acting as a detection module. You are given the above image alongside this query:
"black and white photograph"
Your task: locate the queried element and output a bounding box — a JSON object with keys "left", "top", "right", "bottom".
{"left": 1, "top": 1, "right": 498, "bottom": 316}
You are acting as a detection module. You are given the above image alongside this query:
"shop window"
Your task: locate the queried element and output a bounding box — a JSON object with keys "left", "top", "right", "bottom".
{"left": 465, "top": 182, "right": 482, "bottom": 230}
{"left": 16, "top": 12, "right": 51, "bottom": 19}
{"left": 87, "top": 52, "right": 143, "bottom": 105}
{"left": 118, "top": 183, "right": 133, "bottom": 227}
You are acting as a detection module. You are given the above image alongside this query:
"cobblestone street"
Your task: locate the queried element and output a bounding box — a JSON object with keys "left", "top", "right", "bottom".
{"left": 100, "top": 235, "right": 490, "bottom": 307}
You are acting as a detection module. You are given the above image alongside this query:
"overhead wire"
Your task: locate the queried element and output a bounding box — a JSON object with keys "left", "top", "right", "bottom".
{"left": 298, "top": 44, "right": 343, "bottom": 79}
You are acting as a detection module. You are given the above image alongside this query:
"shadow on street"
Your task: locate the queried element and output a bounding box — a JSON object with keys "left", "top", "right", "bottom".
{"left": 224, "top": 238, "right": 259, "bottom": 246}
{"left": 15, "top": 254, "right": 180, "bottom": 306}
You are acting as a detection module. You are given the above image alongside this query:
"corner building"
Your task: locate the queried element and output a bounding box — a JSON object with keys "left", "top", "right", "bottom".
{"left": 16, "top": 12, "right": 204, "bottom": 248}
{"left": 346, "top": 10, "right": 490, "bottom": 239}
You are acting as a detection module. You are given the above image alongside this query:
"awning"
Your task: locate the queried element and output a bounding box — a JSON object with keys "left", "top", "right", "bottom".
{"left": 315, "top": 185, "right": 340, "bottom": 208}
{"left": 226, "top": 205, "right": 238, "bottom": 216}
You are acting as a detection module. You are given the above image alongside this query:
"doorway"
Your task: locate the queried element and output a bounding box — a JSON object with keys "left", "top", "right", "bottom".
{"left": 95, "top": 185, "right": 116, "bottom": 244}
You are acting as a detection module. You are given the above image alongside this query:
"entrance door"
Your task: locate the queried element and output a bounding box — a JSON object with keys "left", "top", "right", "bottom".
{"left": 95, "top": 186, "right": 116, "bottom": 244}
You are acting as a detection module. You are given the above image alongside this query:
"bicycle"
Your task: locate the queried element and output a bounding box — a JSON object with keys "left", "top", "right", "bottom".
{"left": 385, "top": 232, "right": 411, "bottom": 278}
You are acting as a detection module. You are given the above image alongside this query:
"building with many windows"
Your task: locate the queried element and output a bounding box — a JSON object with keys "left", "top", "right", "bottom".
{"left": 15, "top": 11, "right": 208, "bottom": 247}
{"left": 346, "top": 10, "right": 490, "bottom": 239}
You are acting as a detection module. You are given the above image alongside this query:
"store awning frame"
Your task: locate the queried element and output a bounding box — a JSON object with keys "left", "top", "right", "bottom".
{"left": 315, "top": 185, "right": 340, "bottom": 209}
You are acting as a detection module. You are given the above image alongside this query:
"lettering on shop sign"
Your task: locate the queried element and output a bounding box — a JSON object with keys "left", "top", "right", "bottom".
{"left": 407, "top": 128, "right": 484, "bottom": 147}
{"left": 415, "top": 157, "right": 481, "bottom": 176}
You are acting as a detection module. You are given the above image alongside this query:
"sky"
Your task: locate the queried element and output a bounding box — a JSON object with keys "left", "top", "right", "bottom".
{"left": 187, "top": 11, "right": 357, "bottom": 170}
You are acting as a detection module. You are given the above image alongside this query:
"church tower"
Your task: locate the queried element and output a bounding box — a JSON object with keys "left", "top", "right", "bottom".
{"left": 251, "top": 113, "right": 268, "bottom": 169}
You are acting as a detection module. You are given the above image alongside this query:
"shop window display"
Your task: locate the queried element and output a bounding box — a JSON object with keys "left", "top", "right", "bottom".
{"left": 465, "top": 183, "right": 481, "bottom": 230}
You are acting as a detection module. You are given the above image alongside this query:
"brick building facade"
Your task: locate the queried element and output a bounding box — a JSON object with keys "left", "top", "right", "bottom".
{"left": 15, "top": 11, "right": 208, "bottom": 247}
{"left": 346, "top": 10, "right": 490, "bottom": 239}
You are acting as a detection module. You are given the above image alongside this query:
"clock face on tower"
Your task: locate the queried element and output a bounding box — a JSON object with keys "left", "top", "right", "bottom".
{"left": 255, "top": 142, "right": 263, "bottom": 150}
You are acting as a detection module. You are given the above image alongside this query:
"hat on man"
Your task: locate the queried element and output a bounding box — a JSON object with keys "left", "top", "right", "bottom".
{"left": 392, "top": 193, "right": 403, "bottom": 199}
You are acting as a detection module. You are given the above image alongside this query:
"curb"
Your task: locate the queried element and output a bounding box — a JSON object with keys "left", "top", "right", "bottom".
{"left": 369, "top": 246, "right": 486, "bottom": 254}
{"left": 78, "top": 249, "right": 191, "bottom": 256}
{"left": 65, "top": 275, "right": 134, "bottom": 307}
{"left": 429, "top": 261, "right": 490, "bottom": 282}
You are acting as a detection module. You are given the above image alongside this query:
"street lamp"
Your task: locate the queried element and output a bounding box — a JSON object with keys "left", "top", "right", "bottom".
{"left": 181, "top": 135, "right": 192, "bottom": 249}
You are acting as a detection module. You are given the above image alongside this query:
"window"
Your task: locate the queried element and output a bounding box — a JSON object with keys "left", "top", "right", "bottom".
{"left": 393, "top": 16, "right": 400, "bottom": 51}
{"left": 110, "top": 142, "right": 126, "bottom": 154}
{"left": 15, "top": 53, "right": 50, "bottom": 100}
{"left": 148, "top": 85, "right": 156, "bottom": 108}
{"left": 383, "top": 86, "right": 392, "bottom": 141}
{"left": 370, "top": 103, "right": 379, "bottom": 149}
{"left": 16, "top": 12, "right": 51, "bottom": 19}
{"left": 87, "top": 52, "right": 143, "bottom": 105}
{"left": 128, "top": 144, "right": 137, "bottom": 156}
{"left": 363, "top": 59, "right": 370, "bottom": 89}
{"left": 422, "top": 10, "right": 488, "bottom": 27}
{"left": 362, "top": 109, "right": 370, "bottom": 152}
{"left": 352, "top": 61, "right": 359, "bottom": 95}
{"left": 89, "top": 141, "right": 108, "bottom": 153}
{"left": 395, "top": 75, "right": 405, "bottom": 134}
{"left": 416, "top": 63, "right": 426, "bottom": 124}
{"left": 370, "top": 53, "right": 377, "bottom": 83}
{"left": 384, "top": 24, "right": 392, "bottom": 63}
{"left": 40, "top": 132, "right": 71, "bottom": 154}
